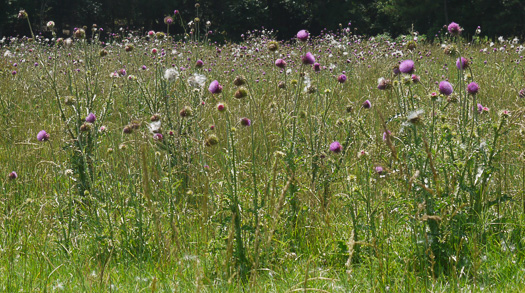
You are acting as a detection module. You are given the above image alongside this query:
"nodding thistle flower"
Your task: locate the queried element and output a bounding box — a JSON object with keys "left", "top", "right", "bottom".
{"left": 205, "top": 134, "right": 219, "bottom": 146}
{"left": 329, "top": 141, "right": 343, "bottom": 153}
{"left": 74, "top": 28, "right": 86, "bottom": 39}
{"left": 123, "top": 125, "right": 133, "bottom": 134}
{"left": 448, "top": 22, "right": 462, "bottom": 36}
{"left": 443, "top": 44, "right": 459, "bottom": 56}
{"left": 47, "top": 21, "right": 55, "bottom": 29}
{"left": 267, "top": 41, "right": 279, "bottom": 52}
{"left": 519, "top": 88, "right": 525, "bottom": 99}
{"left": 164, "top": 16, "right": 174, "bottom": 25}
{"left": 467, "top": 82, "right": 479, "bottom": 95}
{"left": 406, "top": 40, "right": 416, "bottom": 50}
{"left": 125, "top": 44, "right": 134, "bottom": 52}
{"left": 209, "top": 80, "right": 223, "bottom": 94}
{"left": 153, "top": 133, "right": 163, "bottom": 141}
{"left": 18, "top": 10, "right": 28, "bottom": 19}
{"left": 362, "top": 100, "right": 372, "bottom": 109}
{"left": 399, "top": 59, "right": 415, "bottom": 74}
{"left": 456, "top": 57, "right": 469, "bottom": 70}
{"left": 337, "top": 74, "right": 347, "bottom": 83}
{"left": 377, "top": 77, "right": 392, "bottom": 90}
{"left": 302, "top": 52, "right": 315, "bottom": 65}
{"left": 477, "top": 103, "right": 483, "bottom": 114}
{"left": 240, "top": 117, "right": 251, "bottom": 126}
{"left": 37, "top": 130, "right": 50, "bottom": 141}
{"left": 195, "top": 59, "right": 204, "bottom": 68}
{"left": 233, "top": 75, "right": 246, "bottom": 86}
{"left": 80, "top": 122, "right": 92, "bottom": 132}
{"left": 278, "top": 81, "right": 286, "bottom": 89}
{"left": 217, "top": 103, "right": 226, "bottom": 112}
{"left": 297, "top": 30, "right": 309, "bottom": 42}
{"left": 275, "top": 58, "right": 286, "bottom": 69}
{"left": 393, "top": 64, "right": 401, "bottom": 76}
{"left": 9, "top": 171, "right": 18, "bottom": 180}
{"left": 411, "top": 74, "right": 420, "bottom": 83}
{"left": 439, "top": 81, "right": 454, "bottom": 96}
{"left": 313, "top": 63, "right": 321, "bottom": 72}
{"left": 375, "top": 166, "right": 385, "bottom": 175}
{"left": 234, "top": 87, "right": 248, "bottom": 99}
{"left": 99, "top": 49, "right": 108, "bottom": 57}
{"left": 86, "top": 113, "right": 96, "bottom": 123}
{"left": 179, "top": 106, "right": 193, "bottom": 118}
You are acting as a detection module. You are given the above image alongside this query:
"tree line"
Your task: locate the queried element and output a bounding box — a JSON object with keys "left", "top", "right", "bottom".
{"left": 1, "top": 0, "right": 524, "bottom": 41}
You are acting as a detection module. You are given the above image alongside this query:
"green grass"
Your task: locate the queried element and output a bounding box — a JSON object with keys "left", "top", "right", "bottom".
{"left": 1, "top": 28, "right": 525, "bottom": 292}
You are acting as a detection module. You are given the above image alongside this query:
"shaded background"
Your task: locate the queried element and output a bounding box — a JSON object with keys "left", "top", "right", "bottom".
{"left": 1, "top": 0, "right": 524, "bottom": 41}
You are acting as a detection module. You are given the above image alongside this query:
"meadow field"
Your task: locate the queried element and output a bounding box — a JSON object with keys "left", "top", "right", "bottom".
{"left": 1, "top": 20, "right": 525, "bottom": 291}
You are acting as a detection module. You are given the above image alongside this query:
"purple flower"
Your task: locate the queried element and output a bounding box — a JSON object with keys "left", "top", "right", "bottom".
{"left": 467, "top": 82, "right": 479, "bottom": 95}
{"left": 411, "top": 74, "right": 420, "bottom": 83}
{"left": 399, "top": 59, "right": 415, "bottom": 74}
{"left": 195, "top": 59, "right": 204, "bottom": 68}
{"left": 383, "top": 130, "right": 391, "bottom": 141}
{"left": 174, "top": 10, "right": 179, "bottom": 15}
{"left": 518, "top": 88, "right": 525, "bottom": 99}
{"left": 240, "top": 117, "right": 251, "bottom": 126}
{"left": 302, "top": 52, "right": 315, "bottom": 65}
{"left": 329, "top": 141, "right": 343, "bottom": 153}
{"left": 448, "top": 22, "right": 462, "bottom": 36}
{"left": 208, "top": 80, "right": 223, "bottom": 94}
{"left": 439, "top": 81, "right": 453, "bottom": 96}
{"left": 377, "top": 77, "right": 391, "bottom": 90}
{"left": 313, "top": 63, "right": 321, "bottom": 72}
{"left": 297, "top": 30, "right": 309, "bottom": 42}
{"left": 86, "top": 113, "right": 96, "bottom": 123}
{"left": 9, "top": 171, "right": 18, "bottom": 180}
{"left": 153, "top": 133, "right": 163, "bottom": 141}
{"left": 375, "top": 166, "right": 384, "bottom": 175}
{"left": 37, "top": 130, "right": 50, "bottom": 141}
{"left": 337, "top": 74, "right": 347, "bottom": 83}
{"left": 275, "top": 58, "right": 286, "bottom": 68}
{"left": 362, "top": 100, "right": 372, "bottom": 109}
{"left": 456, "top": 57, "right": 469, "bottom": 70}
{"left": 477, "top": 103, "right": 483, "bottom": 114}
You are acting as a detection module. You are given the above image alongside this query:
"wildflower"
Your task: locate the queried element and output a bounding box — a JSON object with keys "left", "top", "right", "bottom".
{"left": 99, "top": 49, "right": 108, "bottom": 57}
{"left": 164, "top": 16, "right": 174, "bottom": 25}
{"left": 99, "top": 126, "right": 107, "bottom": 133}
{"left": 240, "top": 117, "right": 251, "bottom": 126}
{"left": 151, "top": 48, "right": 158, "bottom": 54}
{"left": 448, "top": 22, "right": 462, "bottom": 36}
{"left": 208, "top": 80, "right": 223, "bottom": 94}
{"left": 519, "top": 88, "right": 525, "bottom": 99}
{"left": 234, "top": 87, "right": 248, "bottom": 99}
{"left": 18, "top": 10, "right": 28, "bottom": 19}
{"left": 37, "top": 130, "right": 50, "bottom": 141}
{"left": 399, "top": 59, "right": 415, "bottom": 74}
{"left": 456, "top": 57, "right": 469, "bottom": 70}
{"left": 267, "top": 41, "right": 279, "bottom": 52}
{"left": 233, "top": 75, "right": 246, "bottom": 86}
{"left": 429, "top": 92, "right": 439, "bottom": 101}
{"left": 9, "top": 171, "right": 18, "bottom": 180}
{"left": 125, "top": 44, "right": 134, "bottom": 52}
{"left": 313, "top": 63, "right": 321, "bottom": 71}
{"left": 86, "top": 113, "right": 96, "bottom": 123}
{"left": 217, "top": 103, "right": 226, "bottom": 112}
{"left": 467, "top": 82, "right": 479, "bottom": 95}
{"left": 383, "top": 130, "right": 391, "bottom": 141}
{"left": 499, "top": 110, "right": 510, "bottom": 118}
{"left": 411, "top": 74, "right": 420, "bottom": 83}
{"left": 297, "top": 30, "right": 309, "bottom": 42}
{"left": 123, "top": 125, "right": 133, "bottom": 134}
{"left": 74, "top": 28, "right": 85, "bottom": 39}
{"left": 118, "top": 69, "right": 126, "bottom": 76}
{"left": 275, "top": 58, "right": 286, "bottom": 68}
{"left": 439, "top": 81, "right": 453, "bottom": 96}
{"left": 153, "top": 133, "right": 163, "bottom": 141}
{"left": 164, "top": 68, "right": 179, "bottom": 81}
{"left": 357, "top": 150, "right": 369, "bottom": 158}
{"left": 205, "top": 134, "right": 219, "bottom": 146}
{"left": 179, "top": 106, "right": 193, "bottom": 117}
{"left": 188, "top": 73, "right": 207, "bottom": 89}
{"left": 195, "top": 59, "right": 204, "bottom": 68}
{"left": 377, "top": 77, "right": 392, "bottom": 90}
{"left": 362, "top": 100, "right": 372, "bottom": 109}
{"left": 329, "top": 141, "right": 343, "bottom": 153}
{"left": 174, "top": 10, "right": 179, "bottom": 15}
{"left": 375, "top": 166, "right": 384, "bottom": 175}
{"left": 80, "top": 123, "right": 92, "bottom": 132}
{"left": 302, "top": 52, "right": 315, "bottom": 65}
{"left": 47, "top": 21, "right": 55, "bottom": 29}
{"left": 337, "top": 74, "right": 347, "bottom": 83}
{"left": 477, "top": 103, "right": 483, "bottom": 114}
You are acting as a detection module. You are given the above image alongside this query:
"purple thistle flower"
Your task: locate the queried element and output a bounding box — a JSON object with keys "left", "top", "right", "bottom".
{"left": 302, "top": 52, "right": 315, "bottom": 65}
{"left": 456, "top": 57, "right": 469, "bottom": 70}
{"left": 337, "top": 74, "right": 347, "bottom": 83}
{"left": 439, "top": 81, "right": 453, "bottom": 96}
{"left": 9, "top": 171, "right": 18, "bottom": 180}
{"left": 477, "top": 103, "right": 483, "bottom": 114}
{"left": 448, "top": 22, "right": 462, "bottom": 36}
{"left": 208, "top": 80, "right": 223, "bottom": 94}
{"left": 297, "top": 30, "right": 309, "bottom": 42}
{"left": 375, "top": 166, "right": 384, "bottom": 175}
{"left": 153, "top": 133, "right": 163, "bottom": 141}
{"left": 467, "top": 82, "right": 479, "bottom": 95}
{"left": 275, "top": 58, "right": 286, "bottom": 68}
{"left": 195, "top": 59, "right": 204, "bottom": 68}
{"left": 174, "top": 10, "right": 179, "bottom": 15}
{"left": 329, "top": 141, "right": 343, "bottom": 153}
{"left": 313, "top": 63, "right": 321, "bottom": 72}
{"left": 362, "top": 100, "right": 372, "bottom": 109}
{"left": 240, "top": 117, "right": 251, "bottom": 126}
{"left": 86, "top": 113, "right": 96, "bottom": 123}
{"left": 518, "top": 88, "right": 525, "bottom": 99}
{"left": 399, "top": 59, "right": 415, "bottom": 74}
{"left": 411, "top": 74, "right": 420, "bottom": 83}
{"left": 37, "top": 130, "right": 50, "bottom": 141}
